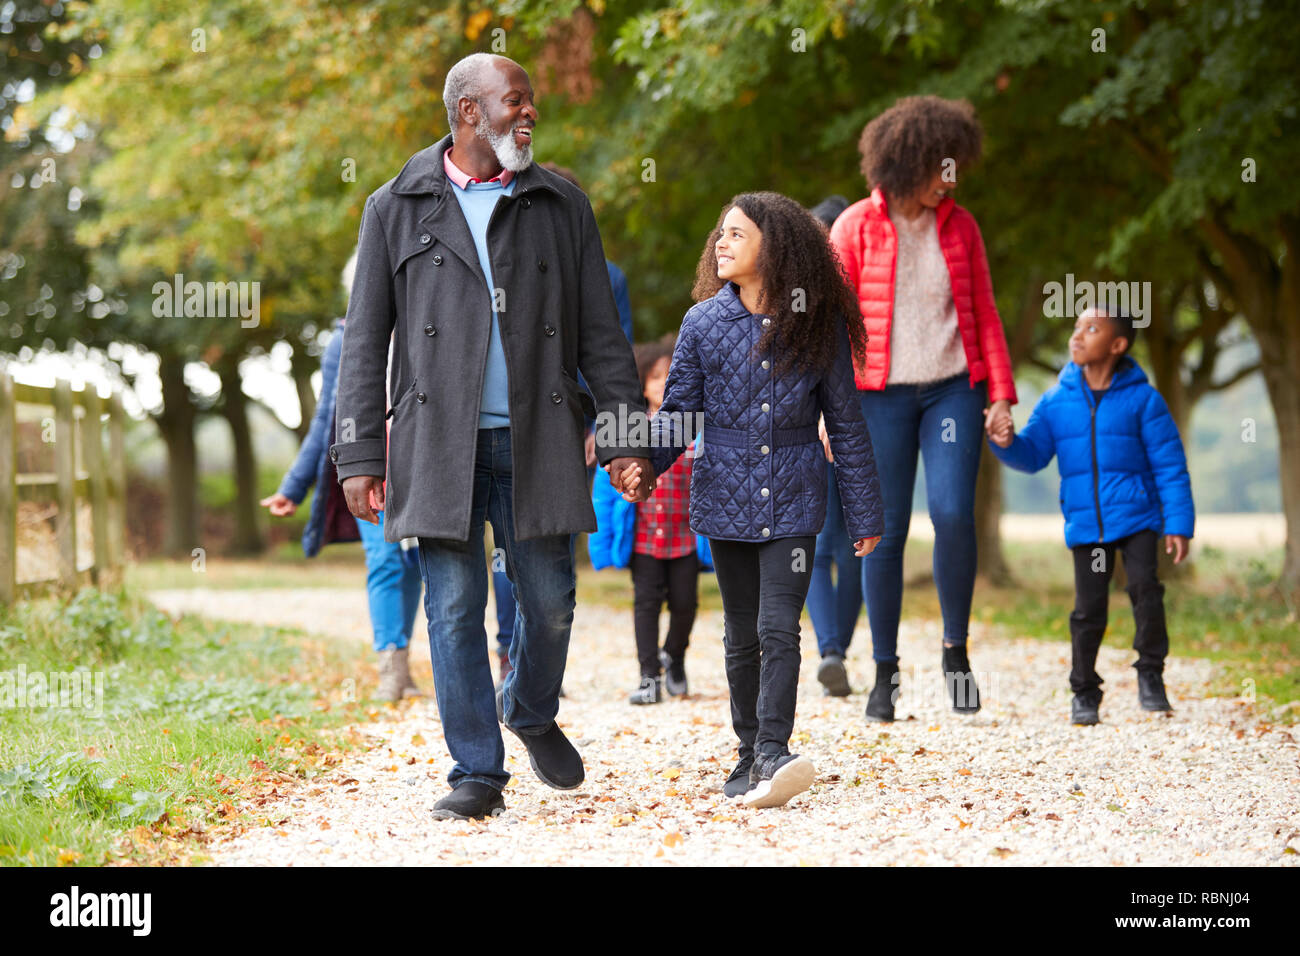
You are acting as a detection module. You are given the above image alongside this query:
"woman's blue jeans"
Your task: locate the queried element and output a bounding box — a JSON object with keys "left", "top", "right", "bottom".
{"left": 806, "top": 460, "right": 863, "bottom": 658}
{"left": 857, "top": 374, "right": 985, "bottom": 662}
{"left": 355, "top": 509, "right": 423, "bottom": 652}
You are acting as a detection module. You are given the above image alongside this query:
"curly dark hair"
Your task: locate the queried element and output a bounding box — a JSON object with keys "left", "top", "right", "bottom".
{"left": 858, "top": 95, "right": 983, "bottom": 201}
{"left": 691, "top": 192, "right": 866, "bottom": 377}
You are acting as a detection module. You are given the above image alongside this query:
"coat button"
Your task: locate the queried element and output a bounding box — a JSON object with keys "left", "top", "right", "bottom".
{"left": 551, "top": 392, "right": 562, "bottom": 404}
{"left": 762, "top": 317, "right": 771, "bottom": 327}
{"left": 761, "top": 402, "right": 770, "bottom": 412}
{"left": 761, "top": 487, "right": 769, "bottom": 497}
{"left": 761, "top": 445, "right": 770, "bottom": 455}
{"left": 544, "top": 324, "right": 555, "bottom": 336}
{"left": 420, "top": 234, "right": 431, "bottom": 244}
{"left": 537, "top": 258, "right": 548, "bottom": 272}
{"left": 432, "top": 254, "right": 443, "bottom": 265}
{"left": 424, "top": 325, "right": 436, "bottom": 336}
{"left": 521, "top": 196, "right": 532, "bottom": 209}
{"left": 329, "top": 447, "right": 338, "bottom": 462}
{"left": 761, "top": 360, "right": 770, "bottom": 369}
{"left": 416, "top": 392, "right": 426, "bottom": 403}
{"left": 761, "top": 527, "right": 771, "bottom": 537}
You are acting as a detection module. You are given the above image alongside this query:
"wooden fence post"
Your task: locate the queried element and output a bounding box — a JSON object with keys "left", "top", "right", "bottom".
{"left": 107, "top": 390, "right": 127, "bottom": 582}
{"left": 83, "top": 388, "right": 109, "bottom": 587}
{"left": 52, "top": 379, "right": 77, "bottom": 591}
{"left": 0, "top": 370, "right": 14, "bottom": 604}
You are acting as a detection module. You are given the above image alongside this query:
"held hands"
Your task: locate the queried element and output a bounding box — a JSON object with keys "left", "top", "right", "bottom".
{"left": 983, "top": 400, "right": 1014, "bottom": 448}
{"left": 608, "top": 457, "right": 656, "bottom": 503}
{"left": 1165, "top": 534, "right": 1189, "bottom": 565}
{"left": 854, "top": 536, "right": 881, "bottom": 557}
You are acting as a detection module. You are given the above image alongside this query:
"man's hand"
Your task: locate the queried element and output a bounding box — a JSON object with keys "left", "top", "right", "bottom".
{"left": 260, "top": 492, "right": 297, "bottom": 517}
{"left": 608, "top": 456, "right": 655, "bottom": 502}
{"left": 1165, "top": 534, "right": 1189, "bottom": 565}
{"left": 342, "top": 475, "right": 385, "bottom": 524}
{"left": 854, "top": 536, "right": 881, "bottom": 557}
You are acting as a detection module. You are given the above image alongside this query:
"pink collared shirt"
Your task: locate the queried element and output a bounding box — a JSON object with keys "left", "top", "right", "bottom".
{"left": 443, "top": 148, "right": 514, "bottom": 188}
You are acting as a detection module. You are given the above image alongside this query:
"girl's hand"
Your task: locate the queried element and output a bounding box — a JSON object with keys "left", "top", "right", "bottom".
{"left": 853, "top": 536, "right": 881, "bottom": 557}
{"left": 1165, "top": 534, "right": 1189, "bottom": 565}
{"left": 260, "top": 492, "right": 297, "bottom": 517}
{"left": 619, "top": 463, "right": 654, "bottom": 502}
{"left": 818, "top": 415, "right": 833, "bottom": 462}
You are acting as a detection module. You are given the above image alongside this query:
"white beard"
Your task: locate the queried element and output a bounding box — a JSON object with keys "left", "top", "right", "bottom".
{"left": 476, "top": 114, "right": 533, "bottom": 172}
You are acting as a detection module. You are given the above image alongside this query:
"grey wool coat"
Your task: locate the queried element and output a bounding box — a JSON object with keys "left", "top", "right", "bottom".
{"left": 329, "top": 134, "right": 649, "bottom": 542}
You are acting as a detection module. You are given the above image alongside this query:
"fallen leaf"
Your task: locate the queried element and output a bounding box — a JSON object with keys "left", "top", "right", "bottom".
{"left": 664, "top": 832, "right": 684, "bottom": 848}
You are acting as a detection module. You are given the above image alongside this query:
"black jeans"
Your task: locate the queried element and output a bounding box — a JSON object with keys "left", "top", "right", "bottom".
{"left": 710, "top": 535, "right": 817, "bottom": 759}
{"left": 630, "top": 551, "right": 699, "bottom": 677}
{"left": 1069, "top": 528, "right": 1170, "bottom": 697}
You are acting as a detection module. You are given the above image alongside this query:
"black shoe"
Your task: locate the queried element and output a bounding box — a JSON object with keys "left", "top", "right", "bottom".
{"left": 817, "top": 653, "right": 852, "bottom": 697}
{"left": 743, "top": 752, "right": 816, "bottom": 808}
{"left": 431, "top": 782, "right": 505, "bottom": 821}
{"left": 628, "top": 676, "right": 662, "bottom": 705}
{"left": 865, "top": 660, "right": 900, "bottom": 722}
{"left": 1137, "top": 670, "right": 1172, "bottom": 712}
{"left": 723, "top": 755, "right": 755, "bottom": 798}
{"left": 497, "top": 688, "right": 584, "bottom": 790}
{"left": 1071, "top": 691, "right": 1102, "bottom": 726}
{"left": 660, "top": 650, "right": 688, "bottom": 696}
{"left": 942, "top": 644, "right": 981, "bottom": 714}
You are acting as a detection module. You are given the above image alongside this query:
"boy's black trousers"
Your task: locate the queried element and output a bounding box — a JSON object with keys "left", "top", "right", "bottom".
{"left": 1069, "top": 528, "right": 1170, "bottom": 697}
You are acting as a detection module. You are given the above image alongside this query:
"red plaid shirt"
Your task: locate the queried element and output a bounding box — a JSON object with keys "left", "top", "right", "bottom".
{"left": 633, "top": 441, "right": 696, "bottom": 559}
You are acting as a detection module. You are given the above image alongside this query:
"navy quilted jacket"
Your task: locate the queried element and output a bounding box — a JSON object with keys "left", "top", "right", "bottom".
{"left": 648, "top": 282, "right": 884, "bottom": 542}
{"left": 989, "top": 356, "right": 1195, "bottom": 547}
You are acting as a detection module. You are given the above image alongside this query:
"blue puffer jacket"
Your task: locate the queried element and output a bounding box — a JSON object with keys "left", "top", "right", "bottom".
{"left": 588, "top": 453, "right": 713, "bottom": 571}
{"left": 276, "top": 320, "right": 361, "bottom": 557}
{"left": 989, "top": 356, "right": 1194, "bottom": 547}
{"left": 647, "top": 282, "right": 884, "bottom": 543}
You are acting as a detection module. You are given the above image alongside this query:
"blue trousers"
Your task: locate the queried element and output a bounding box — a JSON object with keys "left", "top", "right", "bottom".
{"left": 415, "top": 428, "right": 577, "bottom": 791}
{"left": 805, "top": 460, "right": 863, "bottom": 658}
{"left": 355, "top": 509, "right": 423, "bottom": 652}
{"left": 857, "top": 374, "right": 986, "bottom": 661}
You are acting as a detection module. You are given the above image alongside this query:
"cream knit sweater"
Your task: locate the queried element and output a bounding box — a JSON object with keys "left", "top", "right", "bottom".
{"left": 886, "top": 206, "right": 968, "bottom": 385}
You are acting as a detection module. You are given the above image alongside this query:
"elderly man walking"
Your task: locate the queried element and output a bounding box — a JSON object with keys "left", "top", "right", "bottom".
{"left": 331, "top": 53, "right": 653, "bottom": 821}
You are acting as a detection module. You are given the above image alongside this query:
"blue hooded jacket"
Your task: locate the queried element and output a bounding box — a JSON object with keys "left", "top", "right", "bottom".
{"left": 588, "top": 455, "right": 713, "bottom": 571}
{"left": 988, "top": 356, "right": 1194, "bottom": 547}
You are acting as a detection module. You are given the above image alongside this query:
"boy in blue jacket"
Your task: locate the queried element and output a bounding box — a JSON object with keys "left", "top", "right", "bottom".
{"left": 987, "top": 307, "right": 1193, "bottom": 725}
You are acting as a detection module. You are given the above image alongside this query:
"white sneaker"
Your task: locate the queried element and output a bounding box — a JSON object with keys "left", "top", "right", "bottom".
{"left": 743, "top": 753, "right": 816, "bottom": 809}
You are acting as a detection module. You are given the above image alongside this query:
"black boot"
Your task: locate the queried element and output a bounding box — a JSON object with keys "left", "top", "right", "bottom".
{"left": 1137, "top": 669, "right": 1172, "bottom": 712}
{"left": 431, "top": 782, "right": 505, "bottom": 821}
{"left": 942, "top": 644, "right": 981, "bottom": 714}
{"left": 864, "top": 660, "right": 900, "bottom": 722}
{"left": 1071, "top": 690, "right": 1102, "bottom": 725}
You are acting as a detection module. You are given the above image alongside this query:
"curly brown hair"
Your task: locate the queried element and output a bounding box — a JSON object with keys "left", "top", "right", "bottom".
{"left": 633, "top": 335, "right": 675, "bottom": 390}
{"left": 858, "top": 95, "right": 983, "bottom": 201}
{"left": 691, "top": 192, "right": 867, "bottom": 377}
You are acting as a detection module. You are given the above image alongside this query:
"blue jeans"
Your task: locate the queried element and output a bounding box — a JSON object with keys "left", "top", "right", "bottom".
{"left": 355, "top": 509, "right": 423, "bottom": 652}
{"left": 806, "top": 460, "right": 863, "bottom": 658}
{"left": 492, "top": 568, "right": 515, "bottom": 657}
{"left": 858, "top": 374, "right": 985, "bottom": 661}
{"left": 415, "top": 428, "right": 578, "bottom": 792}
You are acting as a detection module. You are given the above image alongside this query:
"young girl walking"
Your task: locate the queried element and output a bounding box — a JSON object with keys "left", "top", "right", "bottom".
{"left": 619, "top": 192, "right": 884, "bottom": 808}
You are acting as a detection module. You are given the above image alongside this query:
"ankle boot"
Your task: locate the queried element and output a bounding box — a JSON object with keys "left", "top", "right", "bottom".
{"left": 942, "top": 644, "right": 981, "bottom": 714}
{"left": 865, "top": 660, "right": 900, "bottom": 722}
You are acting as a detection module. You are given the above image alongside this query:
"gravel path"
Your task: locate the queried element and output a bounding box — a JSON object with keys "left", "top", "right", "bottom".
{"left": 148, "top": 588, "right": 1300, "bottom": 866}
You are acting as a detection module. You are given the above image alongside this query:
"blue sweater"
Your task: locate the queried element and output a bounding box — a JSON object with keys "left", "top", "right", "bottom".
{"left": 447, "top": 177, "right": 517, "bottom": 428}
{"left": 989, "top": 356, "right": 1195, "bottom": 547}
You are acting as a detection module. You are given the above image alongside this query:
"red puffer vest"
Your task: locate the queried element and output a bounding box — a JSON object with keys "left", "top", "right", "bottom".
{"left": 829, "top": 187, "right": 1017, "bottom": 404}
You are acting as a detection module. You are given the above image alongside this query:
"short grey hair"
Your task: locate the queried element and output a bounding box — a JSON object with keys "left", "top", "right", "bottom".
{"left": 443, "top": 53, "right": 497, "bottom": 135}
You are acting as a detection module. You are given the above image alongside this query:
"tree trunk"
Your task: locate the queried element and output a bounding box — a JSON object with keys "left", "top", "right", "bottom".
{"left": 290, "top": 341, "right": 317, "bottom": 443}
{"left": 156, "top": 355, "right": 200, "bottom": 559}
{"left": 216, "top": 360, "right": 265, "bottom": 556}
{"left": 1254, "top": 320, "right": 1300, "bottom": 597}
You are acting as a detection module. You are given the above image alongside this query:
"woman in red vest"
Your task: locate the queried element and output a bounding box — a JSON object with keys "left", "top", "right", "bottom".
{"left": 829, "top": 96, "right": 1017, "bottom": 722}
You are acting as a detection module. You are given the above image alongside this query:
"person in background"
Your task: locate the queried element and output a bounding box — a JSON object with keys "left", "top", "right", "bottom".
{"left": 589, "top": 336, "right": 710, "bottom": 705}
{"left": 830, "top": 95, "right": 1018, "bottom": 722}
{"left": 804, "top": 195, "right": 864, "bottom": 698}
{"left": 262, "top": 249, "right": 424, "bottom": 703}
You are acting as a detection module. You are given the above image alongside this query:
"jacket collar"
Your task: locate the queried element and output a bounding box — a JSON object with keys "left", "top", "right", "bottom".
{"left": 713, "top": 281, "right": 753, "bottom": 320}
{"left": 1059, "top": 354, "right": 1148, "bottom": 391}
{"left": 390, "top": 133, "right": 559, "bottom": 198}
{"left": 868, "top": 186, "right": 957, "bottom": 232}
